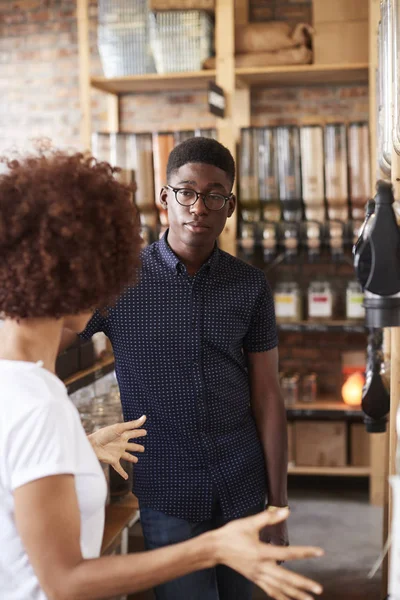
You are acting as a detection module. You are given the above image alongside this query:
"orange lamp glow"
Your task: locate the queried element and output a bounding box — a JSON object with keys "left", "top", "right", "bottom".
{"left": 341, "top": 372, "right": 365, "bottom": 406}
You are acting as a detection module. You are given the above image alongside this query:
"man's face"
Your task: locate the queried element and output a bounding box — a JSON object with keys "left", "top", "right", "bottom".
{"left": 159, "top": 162, "right": 236, "bottom": 248}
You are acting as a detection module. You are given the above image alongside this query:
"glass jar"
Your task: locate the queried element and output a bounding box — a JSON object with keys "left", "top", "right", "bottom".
{"left": 308, "top": 281, "right": 333, "bottom": 320}
{"left": 281, "top": 373, "right": 300, "bottom": 406}
{"left": 346, "top": 281, "right": 365, "bottom": 320}
{"left": 302, "top": 373, "right": 318, "bottom": 403}
{"left": 274, "top": 282, "right": 302, "bottom": 322}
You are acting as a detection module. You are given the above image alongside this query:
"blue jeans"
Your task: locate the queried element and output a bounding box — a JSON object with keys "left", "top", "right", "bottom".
{"left": 139, "top": 496, "right": 264, "bottom": 600}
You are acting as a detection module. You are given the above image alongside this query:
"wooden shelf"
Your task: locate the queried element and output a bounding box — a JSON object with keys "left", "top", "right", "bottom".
{"left": 286, "top": 397, "right": 363, "bottom": 421}
{"left": 288, "top": 465, "right": 370, "bottom": 477}
{"left": 64, "top": 355, "right": 115, "bottom": 395}
{"left": 101, "top": 494, "right": 139, "bottom": 555}
{"left": 278, "top": 320, "right": 366, "bottom": 334}
{"left": 90, "top": 63, "right": 368, "bottom": 96}
{"left": 91, "top": 70, "right": 216, "bottom": 95}
{"left": 235, "top": 63, "right": 369, "bottom": 88}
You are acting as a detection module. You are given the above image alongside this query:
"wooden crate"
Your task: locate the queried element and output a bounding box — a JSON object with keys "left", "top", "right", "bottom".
{"left": 294, "top": 421, "right": 347, "bottom": 467}
{"left": 350, "top": 423, "right": 370, "bottom": 467}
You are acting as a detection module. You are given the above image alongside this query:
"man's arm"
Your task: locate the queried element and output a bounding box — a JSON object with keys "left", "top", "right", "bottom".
{"left": 247, "top": 347, "right": 288, "bottom": 544}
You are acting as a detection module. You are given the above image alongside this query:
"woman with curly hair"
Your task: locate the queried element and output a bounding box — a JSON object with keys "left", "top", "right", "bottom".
{"left": 0, "top": 149, "right": 323, "bottom": 600}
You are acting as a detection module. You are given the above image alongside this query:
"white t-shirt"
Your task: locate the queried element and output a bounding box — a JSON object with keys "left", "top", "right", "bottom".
{"left": 0, "top": 360, "right": 107, "bottom": 600}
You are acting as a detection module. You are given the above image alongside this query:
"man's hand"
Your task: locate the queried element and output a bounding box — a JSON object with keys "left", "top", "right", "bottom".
{"left": 215, "top": 508, "right": 323, "bottom": 600}
{"left": 260, "top": 517, "right": 289, "bottom": 547}
{"left": 88, "top": 415, "right": 147, "bottom": 479}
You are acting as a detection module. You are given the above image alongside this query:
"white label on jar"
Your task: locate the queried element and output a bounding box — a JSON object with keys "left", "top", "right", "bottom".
{"left": 308, "top": 292, "right": 332, "bottom": 318}
{"left": 347, "top": 294, "right": 365, "bottom": 319}
{"left": 274, "top": 293, "right": 297, "bottom": 318}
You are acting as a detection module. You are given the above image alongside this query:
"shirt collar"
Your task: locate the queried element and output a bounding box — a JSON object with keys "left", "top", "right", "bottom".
{"left": 158, "top": 229, "right": 220, "bottom": 275}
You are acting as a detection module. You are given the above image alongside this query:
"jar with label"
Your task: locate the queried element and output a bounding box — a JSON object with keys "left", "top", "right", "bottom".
{"left": 346, "top": 281, "right": 365, "bottom": 320}
{"left": 308, "top": 281, "right": 333, "bottom": 320}
{"left": 302, "top": 373, "right": 318, "bottom": 403}
{"left": 281, "top": 373, "right": 300, "bottom": 406}
{"left": 274, "top": 282, "right": 302, "bottom": 322}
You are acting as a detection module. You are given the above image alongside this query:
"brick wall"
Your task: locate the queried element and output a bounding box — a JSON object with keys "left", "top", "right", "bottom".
{"left": 0, "top": 0, "right": 368, "bottom": 151}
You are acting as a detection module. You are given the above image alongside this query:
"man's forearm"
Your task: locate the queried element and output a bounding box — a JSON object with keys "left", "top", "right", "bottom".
{"left": 253, "top": 395, "right": 288, "bottom": 507}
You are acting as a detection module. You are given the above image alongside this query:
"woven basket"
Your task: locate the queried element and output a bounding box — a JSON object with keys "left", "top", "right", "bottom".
{"left": 149, "top": 10, "right": 214, "bottom": 73}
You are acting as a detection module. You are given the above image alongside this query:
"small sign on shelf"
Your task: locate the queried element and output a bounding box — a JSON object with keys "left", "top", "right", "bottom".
{"left": 208, "top": 82, "right": 225, "bottom": 118}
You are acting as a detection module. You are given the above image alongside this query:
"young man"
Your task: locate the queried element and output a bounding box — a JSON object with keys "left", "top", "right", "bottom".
{"left": 73, "top": 137, "right": 288, "bottom": 600}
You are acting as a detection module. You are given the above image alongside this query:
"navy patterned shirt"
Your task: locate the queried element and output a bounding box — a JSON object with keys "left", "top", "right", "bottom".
{"left": 82, "top": 233, "right": 278, "bottom": 521}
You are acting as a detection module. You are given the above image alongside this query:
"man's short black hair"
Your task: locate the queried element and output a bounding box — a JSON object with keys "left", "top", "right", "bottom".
{"left": 166, "top": 137, "right": 235, "bottom": 186}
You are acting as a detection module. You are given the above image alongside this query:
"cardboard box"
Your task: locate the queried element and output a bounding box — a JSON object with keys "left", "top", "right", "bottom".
{"left": 350, "top": 423, "right": 370, "bottom": 467}
{"left": 313, "top": 21, "right": 368, "bottom": 64}
{"left": 313, "top": 0, "right": 368, "bottom": 24}
{"left": 294, "top": 421, "right": 347, "bottom": 467}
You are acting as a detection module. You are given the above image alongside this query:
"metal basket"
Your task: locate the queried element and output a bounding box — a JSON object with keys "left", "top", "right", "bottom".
{"left": 97, "top": 0, "right": 156, "bottom": 77}
{"left": 149, "top": 10, "right": 214, "bottom": 73}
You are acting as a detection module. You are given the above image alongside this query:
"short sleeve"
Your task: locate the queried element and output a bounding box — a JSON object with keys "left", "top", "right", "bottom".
{"left": 79, "top": 309, "right": 108, "bottom": 341}
{"left": 7, "top": 401, "right": 77, "bottom": 491}
{"left": 243, "top": 275, "right": 278, "bottom": 353}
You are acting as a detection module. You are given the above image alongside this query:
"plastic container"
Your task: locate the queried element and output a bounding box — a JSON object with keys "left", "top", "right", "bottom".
{"left": 308, "top": 281, "right": 333, "bottom": 320}
{"left": 346, "top": 281, "right": 365, "bottom": 320}
{"left": 281, "top": 373, "right": 300, "bottom": 406}
{"left": 348, "top": 122, "right": 370, "bottom": 220}
{"left": 149, "top": 11, "right": 213, "bottom": 73}
{"left": 256, "top": 127, "right": 280, "bottom": 222}
{"left": 276, "top": 125, "right": 302, "bottom": 221}
{"left": 97, "top": 0, "right": 156, "bottom": 77}
{"left": 300, "top": 125, "right": 325, "bottom": 222}
{"left": 239, "top": 128, "right": 261, "bottom": 222}
{"left": 324, "top": 123, "right": 349, "bottom": 221}
{"left": 302, "top": 373, "right": 318, "bottom": 403}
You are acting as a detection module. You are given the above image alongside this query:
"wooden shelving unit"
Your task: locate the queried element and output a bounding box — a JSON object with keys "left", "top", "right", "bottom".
{"left": 76, "top": 0, "right": 384, "bottom": 504}
{"left": 277, "top": 320, "right": 366, "bottom": 334}
{"left": 286, "top": 398, "right": 363, "bottom": 421}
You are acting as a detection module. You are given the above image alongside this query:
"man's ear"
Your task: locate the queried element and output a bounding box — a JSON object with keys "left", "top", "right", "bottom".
{"left": 159, "top": 186, "right": 168, "bottom": 208}
{"left": 227, "top": 194, "right": 236, "bottom": 218}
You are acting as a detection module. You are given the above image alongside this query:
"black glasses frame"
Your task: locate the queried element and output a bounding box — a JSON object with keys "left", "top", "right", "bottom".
{"left": 166, "top": 185, "right": 232, "bottom": 211}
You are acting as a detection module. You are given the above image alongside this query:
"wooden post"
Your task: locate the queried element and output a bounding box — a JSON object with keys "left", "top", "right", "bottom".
{"left": 215, "top": 0, "right": 237, "bottom": 255}
{"left": 76, "top": 0, "right": 91, "bottom": 151}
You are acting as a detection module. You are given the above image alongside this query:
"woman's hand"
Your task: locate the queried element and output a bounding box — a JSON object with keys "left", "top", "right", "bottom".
{"left": 88, "top": 415, "right": 147, "bottom": 479}
{"left": 215, "top": 508, "right": 323, "bottom": 600}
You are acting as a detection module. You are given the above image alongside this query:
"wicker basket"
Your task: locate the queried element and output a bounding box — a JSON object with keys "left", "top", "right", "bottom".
{"left": 149, "top": 0, "right": 214, "bottom": 10}
{"left": 149, "top": 11, "right": 214, "bottom": 73}
{"left": 97, "top": 0, "right": 156, "bottom": 77}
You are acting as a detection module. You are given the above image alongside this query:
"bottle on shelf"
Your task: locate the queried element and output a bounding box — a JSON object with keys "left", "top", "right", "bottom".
{"left": 274, "top": 281, "right": 303, "bottom": 323}
{"left": 307, "top": 280, "right": 334, "bottom": 321}
{"left": 276, "top": 125, "right": 303, "bottom": 222}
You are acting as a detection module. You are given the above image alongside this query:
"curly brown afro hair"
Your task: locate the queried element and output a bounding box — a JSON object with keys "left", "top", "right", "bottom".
{"left": 0, "top": 149, "right": 142, "bottom": 319}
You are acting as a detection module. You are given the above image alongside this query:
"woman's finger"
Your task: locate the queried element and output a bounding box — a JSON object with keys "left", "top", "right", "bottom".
{"left": 261, "top": 544, "right": 324, "bottom": 563}
{"left": 262, "top": 575, "right": 316, "bottom": 600}
{"left": 111, "top": 462, "right": 128, "bottom": 480}
{"left": 122, "top": 451, "right": 139, "bottom": 462}
{"left": 123, "top": 429, "right": 147, "bottom": 441}
{"left": 120, "top": 416, "right": 147, "bottom": 430}
{"left": 125, "top": 443, "right": 145, "bottom": 453}
{"left": 259, "top": 579, "right": 289, "bottom": 600}
{"left": 265, "top": 564, "right": 322, "bottom": 595}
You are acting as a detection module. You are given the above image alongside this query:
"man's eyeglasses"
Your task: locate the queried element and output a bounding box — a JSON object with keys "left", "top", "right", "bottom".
{"left": 166, "top": 185, "right": 232, "bottom": 211}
